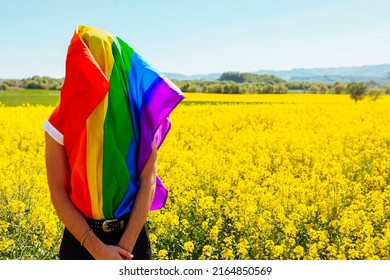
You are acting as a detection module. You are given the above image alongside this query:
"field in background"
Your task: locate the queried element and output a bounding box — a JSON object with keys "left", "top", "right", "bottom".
{"left": 0, "top": 90, "right": 59, "bottom": 106}
{"left": 183, "top": 92, "right": 357, "bottom": 104}
{"left": 0, "top": 89, "right": 369, "bottom": 107}
{"left": 1, "top": 93, "right": 390, "bottom": 259}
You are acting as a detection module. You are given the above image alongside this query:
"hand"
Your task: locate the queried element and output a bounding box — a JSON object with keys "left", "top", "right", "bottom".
{"left": 93, "top": 244, "right": 133, "bottom": 260}
{"left": 117, "top": 241, "right": 135, "bottom": 260}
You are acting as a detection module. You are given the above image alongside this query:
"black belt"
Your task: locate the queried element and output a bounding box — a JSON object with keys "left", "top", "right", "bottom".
{"left": 85, "top": 215, "right": 129, "bottom": 233}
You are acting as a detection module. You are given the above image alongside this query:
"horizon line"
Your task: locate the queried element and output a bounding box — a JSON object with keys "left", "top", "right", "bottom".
{"left": 2, "top": 62, "right": 390, "bottom": 80}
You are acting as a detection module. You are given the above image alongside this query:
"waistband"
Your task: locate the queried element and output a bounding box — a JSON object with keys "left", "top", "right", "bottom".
{"left": 85, "top": 214, "right": 129, "bottom": 233}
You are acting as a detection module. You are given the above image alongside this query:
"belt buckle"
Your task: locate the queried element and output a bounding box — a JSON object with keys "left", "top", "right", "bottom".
{"left": 102, "top": 219, "right": 118, "bottom": 233}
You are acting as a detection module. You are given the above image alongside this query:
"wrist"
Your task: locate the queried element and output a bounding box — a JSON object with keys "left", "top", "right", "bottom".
{"left": 80, "top": 228, "right": 93, "bottom": 246}
{"left": 117, "top": 238, "right": 134, "bottom": 253}
{"left": 83, "top": 232, "right": 106, "bottom": 258}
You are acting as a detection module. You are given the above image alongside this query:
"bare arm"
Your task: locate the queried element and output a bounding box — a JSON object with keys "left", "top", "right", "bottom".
{"left": 45, "top": 132, "right": 131, "bottom": 260}
{"left": 117, "top": 139, "right": 157, "bottom": 255}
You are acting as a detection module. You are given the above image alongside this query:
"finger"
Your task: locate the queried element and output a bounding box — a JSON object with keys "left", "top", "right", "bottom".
{"left": 121, "top": 254, "right": 133, "bottom": 260}
{"left": 117, "top": 247, "right": 132, "bottom": 259}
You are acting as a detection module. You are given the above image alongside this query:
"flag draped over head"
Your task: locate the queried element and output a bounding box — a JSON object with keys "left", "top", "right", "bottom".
{"left": 44, "top": 25, "right": 185, "bottom": 219}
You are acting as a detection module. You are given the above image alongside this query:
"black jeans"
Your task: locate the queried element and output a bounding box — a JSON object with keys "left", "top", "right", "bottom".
{"left": 59, "top": 224, "right": 152, "bottom": 260}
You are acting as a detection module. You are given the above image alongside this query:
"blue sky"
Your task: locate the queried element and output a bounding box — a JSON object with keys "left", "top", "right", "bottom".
{"left": 1, "top": 0, "right": 390, "bottom": 78}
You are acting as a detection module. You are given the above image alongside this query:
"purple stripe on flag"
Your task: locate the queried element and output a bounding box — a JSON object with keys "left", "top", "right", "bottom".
{"left": 139, "top": 75, "right": 185, "bottom": 210}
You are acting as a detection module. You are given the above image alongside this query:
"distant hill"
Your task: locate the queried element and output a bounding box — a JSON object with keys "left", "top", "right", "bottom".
{"left": 289, "top": 75, "right": 390, "bottom": 84}
{"left": 2, "top": 64, "right": 390, "bottom": 84}
{"left": 256, "top": 64, "right": 390, "bottom": 83}
{"left": 165, "top": 64, "right": 390, "bottom": 84}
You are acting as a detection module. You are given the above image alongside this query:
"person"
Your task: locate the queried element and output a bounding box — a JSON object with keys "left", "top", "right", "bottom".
{"left": 44, "top": 25, "right": 184, "bottom": 260}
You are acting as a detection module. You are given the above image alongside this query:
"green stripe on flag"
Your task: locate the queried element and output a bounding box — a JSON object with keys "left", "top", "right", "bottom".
{"left": 102, "top": 40, "right": 134, "bottom": 218}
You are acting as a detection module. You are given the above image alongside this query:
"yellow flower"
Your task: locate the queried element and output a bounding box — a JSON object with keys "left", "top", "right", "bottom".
{"left": 158, "top": 249, "right": 168, "bottom": 260}
{"left": 273, "top": 245, "right": 284, "bottom": 258}
{"left": 149, "top": 233, "right": 157, "bottom": 245}
{"left": 293, "top": 246, "right": 304, "bottom": 258}
{"left": 337, "top": 254, "right": 347, "bottom": 260}
{"left": 326, "top": 245, "right": 337, "bottom": 258}
{"left": 222, "top": 248, "right": 234, "bottom": 260}
{"left": 200, "top": 245, "right": 214, "bottom": 260}
{"left": 8, "top": 200, "right": 26, "bottom": 214}
{"left": 282, "top": 222, "right": 297, "bottom": 237}
{"left": 183, "top": 241, "right": 194, "bottom": 253}
{"left": 0, "top": 220, "right": 10, "bottom": 234}
{"left": 223, "top": 236, "right": 234, "bottom": 247}
{"left": 234, "top": 221, "right": 244, "bottom": 231}
{"left": 19, "top": 220, "right": 27, "bottom": 229}
{"left": 43, "top": 238, "right": 53, "bottom": 249}
{"left": 237, "top": 238, "right": 250, "bottom": 258}
{"left": 154, "top": 213, "right": 167, "bottom": 224}
{"left": 0, "top": 240, "right": 15, "bottom": 253}
{"left": 209, "top": 225, "right": 219, "bottom": 240}
{"left": 348, "top": 249, "right": 360, "bottom": 259}
{"left": 308, "top": 243, "right": 319, "bottom": 259}
{"left": 375, "top": 239, "right": 387, "bottom": 249}
{"left": 170, "top": 216, "right": 179, "bottom": 227}
{"left": 363, "top": 222, "right": 374, "bottom": 237}
{"left": 155, "top": 228, "right": 165, "bottom": 236}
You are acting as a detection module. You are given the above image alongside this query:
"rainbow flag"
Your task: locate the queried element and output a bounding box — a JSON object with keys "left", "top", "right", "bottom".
{"left": 44, "top": 25, "right": 184, "bottom": 219}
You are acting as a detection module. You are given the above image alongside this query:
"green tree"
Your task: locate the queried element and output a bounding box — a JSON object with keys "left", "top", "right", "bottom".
{"left": 261, "top": 85, "right": 274, "bottom": 94}
{"left": 219, "top": 71, "right": 285, "bottom": 84}
{"left": 319, "top": 84, "right": 328, "bottom": 94}
{"left": 0, "top": 82, "right": 8, "bottom": 90}
{"left": 382, "top": 85, "right": 390, "bottom": 94}
{"left": 308, "top": 85, "right": 320, "bottom": 93}
{"left": 333, "top": 83, "right": 346, "bottom": 94}
{"left": 367, "top": 88, "right": 384, "bottom": 101}
{"left": 273, "top": 84, "right": 288, "bottom": 94}
{"left": 219, "top": 72, "right": 242, "bottom": 83}
{"left": 347, "top": 82, "right": 368, "bottom": 103}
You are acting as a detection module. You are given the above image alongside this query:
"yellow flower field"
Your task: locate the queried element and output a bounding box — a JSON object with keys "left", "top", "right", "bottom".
{"left": 1, "top": 93, "right": 390, "bottom": 260}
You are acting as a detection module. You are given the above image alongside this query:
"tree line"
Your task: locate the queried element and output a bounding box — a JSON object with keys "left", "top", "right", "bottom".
{"left": 173, "top": 75, "right": 390, "bottom": 98}
{"left": 1, "top": 73, "right": 389, "bottom": 102}
{"left": 0, "top": 76, "right": 63, "bottom": 90}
